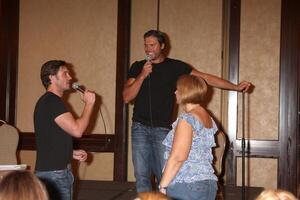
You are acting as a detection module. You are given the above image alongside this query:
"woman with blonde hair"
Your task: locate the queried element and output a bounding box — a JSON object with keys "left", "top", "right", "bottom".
{"left": 0, "top": 170, "right": 48, "bottom": 200}
{"left": 256, "top": 189, "right": 298, "bottom": 200}
{"left": 159, "top": 75, "right": 218, "bottom": 200}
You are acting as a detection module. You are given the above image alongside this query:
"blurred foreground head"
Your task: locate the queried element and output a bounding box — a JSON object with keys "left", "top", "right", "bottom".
{"left": 134, "top": 191, "right": 171, "bottom": 200}
{"left": 0, "top": 170, "right": 48, "bottom": 200}
{"left": 256, "top": 189, "right": 297, "bottom": 200}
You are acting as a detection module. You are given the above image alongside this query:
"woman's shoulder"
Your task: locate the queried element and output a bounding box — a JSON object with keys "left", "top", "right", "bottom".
{"left": 179, "top": 112, "right": 218, "bottom": 132}
{"left": 178, "top": 112, "right": 196, "bottom": 122}
{"left": 177, "top": 113, "right": 199, "bottom": 129}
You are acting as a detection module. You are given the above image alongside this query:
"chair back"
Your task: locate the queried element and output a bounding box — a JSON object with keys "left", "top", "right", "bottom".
{"left": 0, "top": 120, "right": 19, "bottom": 164}
{"left": 213, "top": 131, "right": 227, "bottom": 177}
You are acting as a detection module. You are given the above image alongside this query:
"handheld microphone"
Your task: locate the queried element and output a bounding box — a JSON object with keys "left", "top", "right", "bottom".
{"left": 145, "top": 53, "right": 154, "bottom": 62}
{"left": 72, "top": 82, "right": 85, "bottom": 93}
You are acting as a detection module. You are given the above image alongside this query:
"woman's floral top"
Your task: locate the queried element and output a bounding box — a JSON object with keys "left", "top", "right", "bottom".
{"left": 162, "top": 113, "right": 218, "bottom": 185}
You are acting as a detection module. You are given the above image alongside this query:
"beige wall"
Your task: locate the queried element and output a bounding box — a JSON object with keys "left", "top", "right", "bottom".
{"left": 160, "top": 0, "right": 223, "bottom": 118}
{"left": 16, "top": 0, "right": 281, "bottom": 187}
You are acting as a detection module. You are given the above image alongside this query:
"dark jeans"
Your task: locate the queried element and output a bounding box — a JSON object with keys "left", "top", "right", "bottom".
{"left": 131, "top": 122, "right": 169, "bottom": 193}
{"left": 35, "top": 165, "right": 74, "bottom": 200}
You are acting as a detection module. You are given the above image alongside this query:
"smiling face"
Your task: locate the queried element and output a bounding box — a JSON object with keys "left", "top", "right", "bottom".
{"left": 144, "top": 36, "right": 165, "bottom": 61}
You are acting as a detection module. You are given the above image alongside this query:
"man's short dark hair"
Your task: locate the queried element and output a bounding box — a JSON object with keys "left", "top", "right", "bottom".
{"left": 144, "top": 30, "right": 166, "bottom": 46}
{"left": 40, "top": 60, "right": 66, "bottom": 89}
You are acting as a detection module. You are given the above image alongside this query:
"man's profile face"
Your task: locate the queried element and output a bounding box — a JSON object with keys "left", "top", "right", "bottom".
{"left": 51, "top": 66, "right": 72, "bottom": 91}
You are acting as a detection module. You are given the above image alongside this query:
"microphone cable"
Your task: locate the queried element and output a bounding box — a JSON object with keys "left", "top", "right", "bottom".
{"left": 99, "top": 105, "right": 107, "bottom": 134}
{"left": 148, "top": 74, "right": 154, "bottom": 128}
{"left": 98, "top": 103, "right": 111, "bottom": 150}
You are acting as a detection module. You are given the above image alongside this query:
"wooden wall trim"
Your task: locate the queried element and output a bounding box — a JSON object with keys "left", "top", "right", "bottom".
{"left": 18, "top": 132, "right": 115, "bottom": 152}
{"left": 298, "top": 33, "right": 300, "bottom": 198}
{"left": 0, "top": 0, "right": 19, "bottom": 124}
{"left": 278, "top": 0, "right": 300, "bottom": 195}
{"left": 113, "top": 0, "right": 131, "bottom": 182}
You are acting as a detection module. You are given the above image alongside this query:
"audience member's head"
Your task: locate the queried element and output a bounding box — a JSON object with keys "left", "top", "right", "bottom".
{"left": 0, "top": 170, "right": 48, "bottom": 200}
{"left": 256, "top": 189, "right": 297, "bottom": 200}
{"left": 134, "top": 191, "right": 170, "bottom": 200}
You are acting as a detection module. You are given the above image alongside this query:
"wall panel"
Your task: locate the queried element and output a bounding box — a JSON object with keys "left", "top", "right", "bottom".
{"left": 238, "top": 0, "right": 281, "bottom": 140}
{"left": 237, "top": 158, "right": 278, "bottom": 188}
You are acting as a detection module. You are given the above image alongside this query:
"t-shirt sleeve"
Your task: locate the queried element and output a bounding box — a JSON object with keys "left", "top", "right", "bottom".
{"left": 174, "top": 59, "right": 192, "bottom": 75}
{"left": 128, "top": 61, "right": 143, "bottom": 78}
{"left": 180, "top": 61, "right": 192, "bottom": 75}
{"left": 48, "top": 95, "right": 68, "bottom": 119}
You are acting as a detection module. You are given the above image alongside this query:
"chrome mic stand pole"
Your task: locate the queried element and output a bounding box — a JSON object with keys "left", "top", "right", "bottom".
{"left": 241, "top": 92, "right": 246, "bottom": 200}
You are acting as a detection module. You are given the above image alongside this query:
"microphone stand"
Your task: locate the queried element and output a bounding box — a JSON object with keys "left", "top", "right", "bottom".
{"left": 241, "top": 92, "right": 246, "bottom": 200}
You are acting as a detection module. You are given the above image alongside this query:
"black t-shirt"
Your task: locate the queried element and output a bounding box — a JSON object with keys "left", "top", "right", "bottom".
{"left": 128, "top": 58, "right": 192, "bottom": 128}
{"left": 34, "top": 92, "right": 73, "bottom": 171}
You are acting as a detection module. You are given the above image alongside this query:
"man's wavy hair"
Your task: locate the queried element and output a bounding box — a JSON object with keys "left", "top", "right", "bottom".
{"left": 144, "top": 30, "right": 166, "bottom": 46}
{"left": 40, "top": 60, "right": 66, "bottom": 89}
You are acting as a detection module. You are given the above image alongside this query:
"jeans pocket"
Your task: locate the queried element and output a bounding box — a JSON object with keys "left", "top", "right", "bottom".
{"left": 187, "top": 181, "right": 208, "bottom": 192}
{"left": 187, "top": 180, "right": 217, "bottom": 200}
{"left": 132, "top": 123, "right": 145, "bottom": 135}
{"left": 132, "top": 123, "right": 149, "bottom": 144}
{"left": 52, "top": 169, "right": 68, "bottom": 181}
{"left": 68, "top": 171, "right": 74, "bottom": 185}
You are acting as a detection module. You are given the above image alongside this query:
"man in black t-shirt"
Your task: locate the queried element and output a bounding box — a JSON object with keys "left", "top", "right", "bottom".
{"left": 34, "top": 60, "right": 95, "bottom": 200}
{"left": 123, "top": 30, "right": 252, "bottom": 193}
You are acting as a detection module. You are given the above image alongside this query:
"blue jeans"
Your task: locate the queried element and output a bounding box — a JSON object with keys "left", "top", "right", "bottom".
{"left": 35, "top": 165, "right": 74, "bottom": 200}
{"left": 167, "top": 180, "right": 217, "bottom": 200}
{"left": 132, "top": 122, "right": 169, "bottom": 193}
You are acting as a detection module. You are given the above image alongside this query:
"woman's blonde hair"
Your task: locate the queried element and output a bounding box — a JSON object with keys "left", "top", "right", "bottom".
{"left": 0, "top": 170, "right": 48, "bottom": 200}
{"left": 176, "top": 75, "right": 207, "bottom": 104}
{"left": 256, "top": 189, "right": 297, "bottom": 200}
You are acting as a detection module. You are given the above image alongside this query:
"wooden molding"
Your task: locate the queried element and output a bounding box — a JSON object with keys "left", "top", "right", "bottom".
{"left": 0, "top": 0, "right": 19, "bottom": 124}
{"left": 278, "top": 0, "right": 300, "bottom": 195}
{"left": 113, "top": 0, "right": 131, "bottom": 182}
{"left": 18, "top": 132, "right": 115, "bottom": 152}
